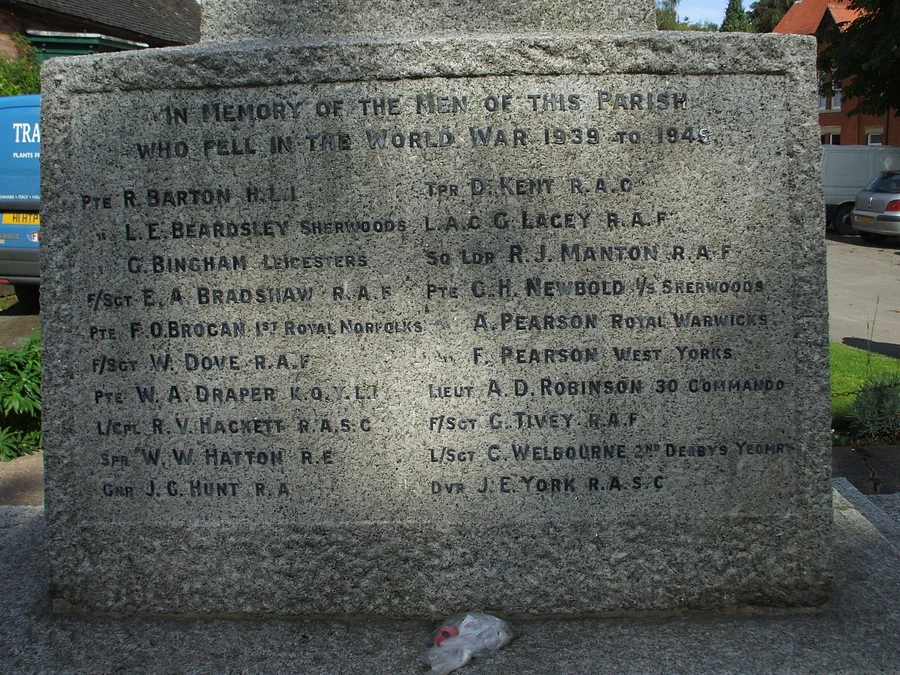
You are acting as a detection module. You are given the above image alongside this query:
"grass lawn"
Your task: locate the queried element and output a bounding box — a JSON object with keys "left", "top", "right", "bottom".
{"left": 831, "top": 342, "right": 900, "bottom": 443}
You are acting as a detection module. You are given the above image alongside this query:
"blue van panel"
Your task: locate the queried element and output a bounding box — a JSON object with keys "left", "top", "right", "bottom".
{"left": 0, "top": 94, "right": 41, "bottom": 287}
{"left": 0, "top": 95, "right": 40, "bottom": 207}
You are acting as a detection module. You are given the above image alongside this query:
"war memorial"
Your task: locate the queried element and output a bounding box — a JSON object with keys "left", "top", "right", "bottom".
{"left": 40, "top": 0, "right": 832, "bottom": 617}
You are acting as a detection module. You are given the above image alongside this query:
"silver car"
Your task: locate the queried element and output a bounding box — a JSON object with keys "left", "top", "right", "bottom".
{"left": 852, "top": 170, "right": 900, "bottom": 242}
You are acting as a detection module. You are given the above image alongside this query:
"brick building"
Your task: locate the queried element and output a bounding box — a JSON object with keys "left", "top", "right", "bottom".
{"left": 0, "top": 0, "right": 200, "bottom": 60}
{"left": 775, "top": 0, "right": 898, "bottom": 147}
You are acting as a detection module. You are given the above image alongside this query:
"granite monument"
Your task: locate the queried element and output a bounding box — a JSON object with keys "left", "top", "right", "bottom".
{"left": 41, "top": 0, "right": 831, "bottom": 616}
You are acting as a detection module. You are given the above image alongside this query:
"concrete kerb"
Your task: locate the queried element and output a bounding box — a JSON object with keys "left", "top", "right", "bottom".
{"left": 1, "top": 482, "right": 899, "bottom": 674}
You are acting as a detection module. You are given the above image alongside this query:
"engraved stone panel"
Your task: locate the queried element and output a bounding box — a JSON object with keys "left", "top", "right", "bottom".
{"left": 41, "top": 30, "right": 831, "bottom": 617}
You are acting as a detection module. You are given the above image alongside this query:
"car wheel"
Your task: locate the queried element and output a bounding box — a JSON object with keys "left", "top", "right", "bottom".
{"left": 859, "top": 231, "right": 887, "bottom": 245}
{"left": 833, "top": 204, "right": 856, "bottom": 235}
{"left": 14, "top": 285, "right": 39, "bottom": 311}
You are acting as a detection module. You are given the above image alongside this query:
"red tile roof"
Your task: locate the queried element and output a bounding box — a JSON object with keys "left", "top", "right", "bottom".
{"left": 774, "top": 0, "right": 864, "bottom": 35}
{"left": 828, "top": 3, "right": 865, "bottom": 26}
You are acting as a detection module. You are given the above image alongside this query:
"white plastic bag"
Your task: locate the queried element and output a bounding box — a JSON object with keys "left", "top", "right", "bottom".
{"left": 421, "top": 612, "right": 512, "bottom": 674}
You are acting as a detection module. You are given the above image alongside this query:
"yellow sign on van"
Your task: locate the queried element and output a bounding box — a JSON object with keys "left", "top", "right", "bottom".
{"left": 2, "top": 212, "right": 40, "bottom": 225}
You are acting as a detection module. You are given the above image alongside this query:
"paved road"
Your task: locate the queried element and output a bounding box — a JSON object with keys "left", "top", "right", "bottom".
{"left": 825, "top": 233, "right": 899, "bottom": 497}
{"left": 826, "top": 233, "right": 900, "bottom": 356}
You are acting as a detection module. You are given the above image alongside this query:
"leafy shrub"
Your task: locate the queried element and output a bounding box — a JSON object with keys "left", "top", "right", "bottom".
{"left": 0, "top": 34, "right": 40, "bottom": 96}
{"left": 848, "top": 374, "right": 900, "bottom": 443}
{"left": 830, "top": 342, "right": 900, "bottom": 444}
{"left": 0, "top": 332, "right": 41, "bottom": 461}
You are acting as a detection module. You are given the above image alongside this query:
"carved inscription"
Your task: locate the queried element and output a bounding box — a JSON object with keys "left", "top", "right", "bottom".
{"left": 64, "top": 75, "right": 796, "bottom": 522}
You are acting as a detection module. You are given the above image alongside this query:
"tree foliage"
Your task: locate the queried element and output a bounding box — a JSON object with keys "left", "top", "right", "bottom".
{"left": 0, "top": 35, "right": 40, "bottom": 96}
{"left": 818, "top": 0, "right": 900, "bottom": 116}
{"left": 656, "top": 0, "right": 718, "bottom": 31}
{"left": 748, "top": 0, "right": 795, "bottom": 33}
{"left": 720, "top": 0, "right": 751, "bottom": 31}
{"left": 656, "top": 0, "right": 681, "bottom": 30}
{"left": 682, "top": 19, "right": 719, "bottom": 31}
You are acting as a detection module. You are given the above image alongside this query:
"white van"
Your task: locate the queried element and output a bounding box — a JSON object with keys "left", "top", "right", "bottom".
{"left": 822, "top": 145, "right": 900, "bottom": 234}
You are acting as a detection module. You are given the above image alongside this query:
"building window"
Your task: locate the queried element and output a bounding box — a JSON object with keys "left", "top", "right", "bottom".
{"left": 821, "top": 129, "right": 841, "bottom": 145}
{"left": 866, "top": 128, "right": 883, "bottom": 145}
{"left": 818, "top": 74, "right": 842, "bottom": 111}
{"left": 818, "top": 73, "right": 828, "bottom": 110}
